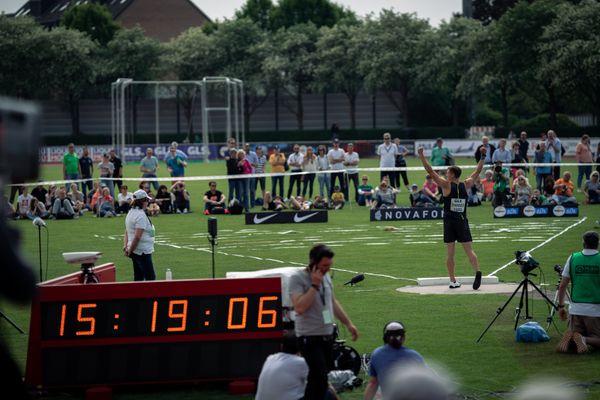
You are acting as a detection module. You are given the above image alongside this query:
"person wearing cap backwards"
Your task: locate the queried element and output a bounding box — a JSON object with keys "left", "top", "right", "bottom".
{"left": 123, "top": 189, "right": 156, "bottom": 281}
{"left": 556, "top": 231, "right": 600, "bottom": 354}
{"left": 364, "top": 321, "right": 425, "bottom": 400}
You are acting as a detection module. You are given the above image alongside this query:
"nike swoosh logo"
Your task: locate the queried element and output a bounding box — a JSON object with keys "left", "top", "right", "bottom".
{"left": 253, "top": 214, "right": 279, "bottom": 224}
{"left": 294, "top": 212, "right": 319, "bottom": 223}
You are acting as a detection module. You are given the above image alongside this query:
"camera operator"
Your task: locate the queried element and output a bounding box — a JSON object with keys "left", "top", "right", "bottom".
{"left": 552, "top": 171, "right": 577, "bottom": 205}
{"left": 364, "top": 321, "right": 425, "bottom": 400}
{"left": 289, "top": 244, "right": 359, "bottom": 400}
{"left": 556, "top": 231, "right": 600, "bottom": 353}
{"left": 492, "top": 161, "right": 511, "bottom": 207}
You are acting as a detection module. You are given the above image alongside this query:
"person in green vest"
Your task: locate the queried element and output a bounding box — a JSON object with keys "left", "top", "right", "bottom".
{"left": 430, "top": 137, "right": 451, "bottom": 168}
{"left": 62, "top": 143, "right": 81, "bottom": 190}
{"left": 556, "top": 231, "right": 600, "bottom": 353}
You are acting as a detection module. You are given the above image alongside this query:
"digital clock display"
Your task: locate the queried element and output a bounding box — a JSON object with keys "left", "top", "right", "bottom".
{"left": 26, "top": 269, "right": 284, "bottom": 388}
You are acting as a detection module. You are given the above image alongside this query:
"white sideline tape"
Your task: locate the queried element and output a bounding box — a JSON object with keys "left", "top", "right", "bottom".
{"left": 487, "top": 217, "right": 588, "bottom": 277}
{"left": 8, "top": 162, "right": 597, "bottom": 187}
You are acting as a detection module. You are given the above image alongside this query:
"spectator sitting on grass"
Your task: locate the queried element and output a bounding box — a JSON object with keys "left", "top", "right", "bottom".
{"left": 373, "top": 180, "right": 397, "bottom": 209}
{"left": 31, "top": 183, "right": 47, "bottom": 204}
{"left": 530, "top": 189, "right": 548, "bottom": 206}
{"left": 117, "top": 185, "right": 133, "bottom": 214}
{"left": 513, "top": 176, "right": 532, "bottom": 206}
{"left": 481, "top": 170, "right": 494, "bottom": 202}
{"left": 68, "top": 183, "right": 86, "bottom": 214}
{"left": 423, "top": 175, "right": 440, "bottom": 203}
{"left": 511, "top": 170, "right": 529, "bottom": 193}
{"left": 331, "top": 186, "right": 345, "bottom": 209}
{"left": 262, "top": 192, "right": 286, "bottom": 211}
{"left": 290, "top": 196, "right": 312, "bottom": 211}
{"left": 96, "top": 187, "right": 116, "bottom": 218}
{"left": 27, "top": 198, "right": 49, "bottom": 220}
{"left": 552, "top": 171, "right": 577, "bottom": 205}
{"left": 468, "top": 178, "right": 482, "bottom": 207}
{"left": 46, "top": 185, "right": 57, "bottom": 209}
{"left": 358, "top": 175, "right": 374, "bottom": 206}
{"left": 313, "top": 195, "right": 329, "bottom": 209}
{"left": 544, "top": 175, "right": 556, "bottom": 200}
{"left": 203, "top": 181, "right": 226, "bottom": 215}
{"left": 86, "top": 182, "right": 97, "bottom": 207}
{"left": 90, "top": 183, "right": 104, "bottom": 214}
{"left": 409, "top": 184, "right": 435, "bottom": 207}
{"left": 17, "top": 186, "right": 33, "bottom": 219}
{"left": 171, "top": 181, "right": 190, "bottom": 214}
{"left": 583, "top": 171, "right": 600, "bottom": 204}
{"left": 154, "top": 185, "right": 173, "bottom": 214}
{"left": 52, "top": 188, "right": 76, "bottom": 219}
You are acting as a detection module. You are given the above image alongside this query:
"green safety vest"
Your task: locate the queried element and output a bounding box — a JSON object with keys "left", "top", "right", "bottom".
{"left": 569, "top": 251, "right": 600, "bottom": 304}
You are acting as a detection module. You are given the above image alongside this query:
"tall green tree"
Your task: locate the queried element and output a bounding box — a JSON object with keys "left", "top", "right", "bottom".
{"left": 270, "top": 0, "right": 354, "bottom": 30}
{"left": 235, "top": 0, "right": 274, "bottom": 31}
{"left": 314, "top": 21, "right": 365, "bottom": 129}
{"left": 263, "top": 23, "right": 320, "bottom": 130}
{"left": 211, "top": 18, "right": 269, "bottom": 132}
{"left": 540, "top": 0, "right": 600, "bottom": 123}
{"left": 472, "top": 0, "right": 518, "bottom": 25}
{"left": 61, "top": 3, "right": 120, "bottom": 46}
{"left": 421, "top": 17, "right": 482, "bottom": 126}
{"left": 359, "top": 10, "right": 431, "bottom": 128}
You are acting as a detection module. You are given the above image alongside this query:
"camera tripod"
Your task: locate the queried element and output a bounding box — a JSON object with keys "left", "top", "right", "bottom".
{"left": 81, "top": 263, "right": 99, "bottom": 284}
{"left": 477, "top": 272, "right": 558, "bottom": 342}
{"left": 0, "top": 310, "right": 25, "bottom": 334}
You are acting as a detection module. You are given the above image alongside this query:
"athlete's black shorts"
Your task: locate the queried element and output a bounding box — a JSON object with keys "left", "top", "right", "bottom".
{"left": 443, "top": 218, "right": 473, "bottom": 243}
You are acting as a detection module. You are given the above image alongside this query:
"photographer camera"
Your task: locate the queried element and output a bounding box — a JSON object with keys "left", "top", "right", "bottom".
{"left": 556, "top": 231, "right": 600, "bottom": 354}
{"left": 492, "top": 161, "right": 511, "bottom": 207}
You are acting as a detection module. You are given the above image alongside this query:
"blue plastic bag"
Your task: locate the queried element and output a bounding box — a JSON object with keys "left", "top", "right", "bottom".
{"left": 516, "top": 321, "right": 550, "bottom": 342}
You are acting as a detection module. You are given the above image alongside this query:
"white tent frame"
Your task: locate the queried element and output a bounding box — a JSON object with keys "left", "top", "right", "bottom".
{"left": 111, "top": 77, "right": 244, "bottom": 163}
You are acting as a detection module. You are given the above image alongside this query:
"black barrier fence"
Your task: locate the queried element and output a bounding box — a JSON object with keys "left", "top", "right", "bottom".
{"left": 493, "top": 205, "right": 579, "bottom": 218}
{"left": 245, "top": 211, "right": 329, "bottom": 225}
{"left": 370, "top": 207, "right": 444, "bottom": 221}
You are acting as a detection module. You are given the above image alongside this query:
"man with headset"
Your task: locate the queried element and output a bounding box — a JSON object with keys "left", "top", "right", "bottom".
{"left": 290, "top": 244, "right": 359, "bottom": 400}
{"left": 364, "top": 321, "right": 425, "bottom": 400}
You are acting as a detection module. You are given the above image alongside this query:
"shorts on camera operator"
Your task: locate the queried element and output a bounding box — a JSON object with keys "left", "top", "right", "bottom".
{"left": 492, "top": 161, "right": 511, "bottom": 207}
{"left": 556, "top": 231, "right": 600, "bottom": 353}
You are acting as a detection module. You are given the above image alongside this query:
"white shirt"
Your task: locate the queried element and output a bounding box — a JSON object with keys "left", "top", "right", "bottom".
{"left": 327, "top": 148, "right": 345, "bottom": 170}
{"left": 17, "top": 194, "right": 33, "bottom": 214}
{"left": 302, "top": 155, "right": 317, "bottom": 172}
{"left": 377, "top": 143, "right": 398, "bottom": 168}
{"left": 344, "top": 152, "right": 360, "bottom": 174}
{"left": 562, "top": 249, "right": 600, "bottom": 317}
{"left": 287, "top": 152, "right": 304, "bottom": 170}
{"left": 125, "top": 208, "right": 155, "bottom": 255}
{"left": 317, "top": 155, "right": 329, "bottom": 171}
{"left": 255, "top": 352, "right": 308, "bottom": 400}
{"left": 118, "top": 192, "right": 133, "bottom": 206}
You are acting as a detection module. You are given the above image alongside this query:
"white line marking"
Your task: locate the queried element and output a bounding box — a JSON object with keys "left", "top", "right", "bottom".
{"left": 488, "top": 217, "right": 588, "bottom": 276}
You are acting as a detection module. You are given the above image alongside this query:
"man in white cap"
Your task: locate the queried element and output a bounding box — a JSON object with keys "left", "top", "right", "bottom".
{"left": 364, "top": 321, "right": 425, "bottom": 400}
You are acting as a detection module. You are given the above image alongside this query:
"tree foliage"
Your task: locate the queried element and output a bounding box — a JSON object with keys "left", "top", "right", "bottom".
{"left": 103, "top": 27, "right": 162, "bottom": 82}
{"left": 60, "top": 3, "right": 120, "bottom": 46}
{"left": 235, "top": 0, "right": 274, "bottom": 31}
{"left": 472, "top": 0, "right": 518, "bottom": 25}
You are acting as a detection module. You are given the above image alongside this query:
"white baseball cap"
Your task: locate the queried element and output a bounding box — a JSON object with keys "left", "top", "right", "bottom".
{"left": 133, "top": 189, "right": 151, "bottom": 200}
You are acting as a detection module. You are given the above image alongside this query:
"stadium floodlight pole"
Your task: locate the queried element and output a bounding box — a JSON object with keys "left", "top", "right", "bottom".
{"left": 155, "top": 83, "right": 160, "bottom": 148}
{"left": 239, "top": 80, "right": 245, "bottom": 144}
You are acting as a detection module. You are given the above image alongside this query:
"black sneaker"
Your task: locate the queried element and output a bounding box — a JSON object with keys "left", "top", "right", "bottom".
{"left": 473, "top": 271, "right": 482, "bottom": 290}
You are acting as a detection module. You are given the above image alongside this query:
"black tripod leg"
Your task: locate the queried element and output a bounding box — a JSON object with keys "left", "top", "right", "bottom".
{"left": 477, "top": 280, "right": 526, "bottom": 343}
{"left": 529, "top": 280, "right": 559, "bottom": 308}
{"left": 0, "top": 311, "right": 25, "bottom": 334}
{"left": 514, "top": 280, "right": 528, "bottom": 330}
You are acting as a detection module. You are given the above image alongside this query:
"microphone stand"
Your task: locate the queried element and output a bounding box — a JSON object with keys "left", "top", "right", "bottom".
{"left": 208, "top": 234, "right": 217, "bottom": 279}
{"left": 37, "top": 223, "right": 42, "bottom": 282}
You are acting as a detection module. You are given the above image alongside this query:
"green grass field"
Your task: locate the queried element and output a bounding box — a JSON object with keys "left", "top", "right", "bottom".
{"left": 3, "top": 158, "right": 600, "bottom": 399}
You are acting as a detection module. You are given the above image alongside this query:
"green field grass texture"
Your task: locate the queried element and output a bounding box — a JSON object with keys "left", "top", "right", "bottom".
{"left": 3, "top": 158, "right": 600, "bottom": 400}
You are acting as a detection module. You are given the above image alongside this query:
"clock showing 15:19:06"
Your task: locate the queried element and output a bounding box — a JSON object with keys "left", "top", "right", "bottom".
{"left": 41, "top": 294, "right": 281, "bottom": 339}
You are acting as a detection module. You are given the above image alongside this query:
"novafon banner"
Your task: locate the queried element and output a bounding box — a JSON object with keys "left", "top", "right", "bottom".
{"left": 370, "top": 207, "right": 444, "bottom": 221}
{"left": 245, "top": 211, "right": 328, "bottom": 225}
{"left": 493, "top": 205, "right": 579, "bottom": 218}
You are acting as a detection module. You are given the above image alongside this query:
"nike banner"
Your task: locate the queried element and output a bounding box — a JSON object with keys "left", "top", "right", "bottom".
{"left": 493, "top": 205, "right": 579, "bottom": 218}
{"left": 370, "top": 207, "right": 444, "bottom": 221}
{"left": 245, "top": 211, "right": 329, "bottom": 225}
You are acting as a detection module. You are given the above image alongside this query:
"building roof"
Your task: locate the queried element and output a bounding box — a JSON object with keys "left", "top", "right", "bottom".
{"left": 12, "top": 0, "right": 211, "bottom": 40}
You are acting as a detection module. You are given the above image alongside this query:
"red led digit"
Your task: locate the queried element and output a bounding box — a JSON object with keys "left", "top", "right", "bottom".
{"left": 227, "top": 297, "right": 248, "bottom": 330}
{"left": 151, "top": 301, "right": 158, "bottom": 333}
{"left": 75, "top": 303, "right": 97, "bottom": 336}
{"left": 257, "top": 296, "right": 278, "bottom": 328}
{"left": 167, "top": 300, "right": 188, "bottom": 332}
{"left": 59, "top": 304, "right": 66, "bottom": 337}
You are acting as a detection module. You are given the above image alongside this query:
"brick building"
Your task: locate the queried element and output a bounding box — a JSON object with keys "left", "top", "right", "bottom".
{"left": 12, "top": 0, "right": 211, "bottom": 41}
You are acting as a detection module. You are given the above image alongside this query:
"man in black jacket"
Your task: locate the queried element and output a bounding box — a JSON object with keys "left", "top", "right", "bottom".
{"left": 475, "top": 136, "right": 495, "bottom": 164}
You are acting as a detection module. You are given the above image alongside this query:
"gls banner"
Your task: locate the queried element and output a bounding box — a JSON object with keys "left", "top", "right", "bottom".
{"left": 245, "top": 211, "right": 328, "bottom": 225}
{"left": 493, "top": 205, "right": 579, "bottom": 218}
{"left": 370, "top": 207, "right": 444, "bottom": 221}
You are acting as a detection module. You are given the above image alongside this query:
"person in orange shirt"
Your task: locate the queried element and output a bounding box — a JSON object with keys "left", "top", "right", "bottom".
{"left": 481, "top": 170, "right": 495, "bottom": 201}
{"left": 269, "top": 146, "right": 286, "bottom": 198}
{"left": 552, "top": 171, "right": 577, "bottom": 204}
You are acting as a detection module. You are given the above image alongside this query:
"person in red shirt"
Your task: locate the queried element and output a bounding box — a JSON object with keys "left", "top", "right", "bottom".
{"left": 552, "top": 171, "right": 577, "bottom": 205}
{"left": 422, "top": 175, "right": 440, "bottom": 203}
